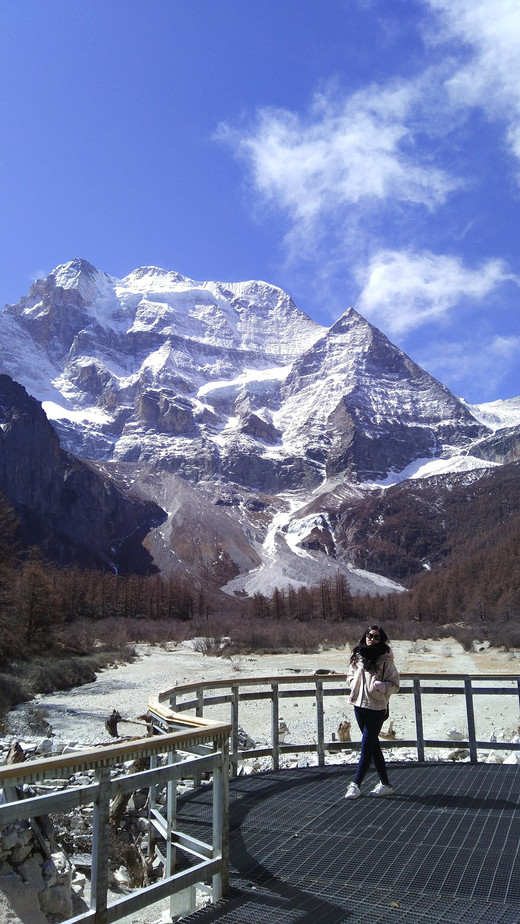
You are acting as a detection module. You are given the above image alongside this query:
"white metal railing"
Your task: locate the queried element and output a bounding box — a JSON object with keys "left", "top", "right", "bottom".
{"left": 0, "top": 712, "right": 230, "bottom": 924}
{"left": 1, "top": 672, "right": 518, "bottom": 924}
{"left": 149, "top": 672, "right": 520, "bottom": 773}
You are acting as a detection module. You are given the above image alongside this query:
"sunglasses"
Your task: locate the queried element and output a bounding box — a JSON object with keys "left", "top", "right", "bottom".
{"left": 367, "top": 633, "right": 380, "bottom": 640}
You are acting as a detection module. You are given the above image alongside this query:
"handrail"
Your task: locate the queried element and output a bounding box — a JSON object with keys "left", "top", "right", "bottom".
{"left": 0, "top": 716, "right": 231, "bottom": 924}
{"left": 148, "top": 671, "right": 520, "bottom": 774}
{"left": 1, "top": 671, "right": 518, "bottom": 924}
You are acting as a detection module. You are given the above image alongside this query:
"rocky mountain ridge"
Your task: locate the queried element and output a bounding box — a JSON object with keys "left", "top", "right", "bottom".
{"left": 0, "top": 374, "right": 164, "bottom": 572}
{"left": 1, "top": 259, "right": 519, "bottom": 594}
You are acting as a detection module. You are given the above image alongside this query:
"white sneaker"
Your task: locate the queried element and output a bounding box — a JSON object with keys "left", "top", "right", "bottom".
{"left": 344, "top": 782, "right": 361, "bottom": 799}
{"left": 369, "top": 783, "right": 394, "bottom": 797}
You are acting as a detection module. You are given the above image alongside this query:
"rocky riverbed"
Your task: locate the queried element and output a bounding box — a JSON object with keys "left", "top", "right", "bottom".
{"left": 3, "top": 637, "right": 520, "bottom": 754}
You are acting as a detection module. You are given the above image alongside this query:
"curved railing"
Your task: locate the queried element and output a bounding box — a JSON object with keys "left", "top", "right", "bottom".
{"left": 148, "top": 671, "right": 520, "bottom": 773}
{"left": 2, "top": 671, "right": 518, "bottom": 924}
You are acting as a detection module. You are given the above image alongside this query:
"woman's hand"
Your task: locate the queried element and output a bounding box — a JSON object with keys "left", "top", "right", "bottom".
{"left": 373, "top": 680, "right": 387, "bottom": 693}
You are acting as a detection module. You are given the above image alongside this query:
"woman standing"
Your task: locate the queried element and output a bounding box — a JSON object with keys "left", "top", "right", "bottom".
{"left": 345, "top": 625, "right": 399, "bottom": 799}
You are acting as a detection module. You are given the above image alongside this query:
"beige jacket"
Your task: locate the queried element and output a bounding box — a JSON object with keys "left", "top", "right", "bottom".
{"left": 347, "top": 648, "right": 399, "bottom": 711}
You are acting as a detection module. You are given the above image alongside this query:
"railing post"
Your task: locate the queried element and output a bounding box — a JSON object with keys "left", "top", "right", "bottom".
{"left": 196, "top": 688, "right": 204, "bottom": 718}
{"left": 230, "top": 684, "right": 239, "bottom": 777}
{"left": 464, "top": 677, "right": 478, "bottom": 763}
{"left": 91, "top": 766, "right": 111, "bottom": 924}
{"left": 166, "top": 748, "right": 176, "bottom": 917}
{"left": 212, "top": 735, "right": 230, "bottom": 900}
{"left": 413, "top": 678, "right": 425, "bottom": 762}
{"left": 316, "top": 679, "right": 325, "bottom": 767}
{"left": 192, "top": 689, "right": 205, "bottom": 787}
{"left": 168, "top": 748, "right": 196, "bottom": 921}
{"left": 147, "top": 752, "right": 158, "bottom": 860}
{"left": 271, "top": 682, "right": 280, "bottom": 771}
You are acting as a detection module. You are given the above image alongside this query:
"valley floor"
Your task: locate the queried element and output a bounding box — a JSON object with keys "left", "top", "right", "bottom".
{"left": 2, "top": 638, "right": 519, "bottom": 924}
{"left": 5, "top": 638, "right": 519, "bottom": 751}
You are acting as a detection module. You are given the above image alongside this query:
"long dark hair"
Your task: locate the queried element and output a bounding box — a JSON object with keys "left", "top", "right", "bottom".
{"left": 350, "top": 625, "right": 389, "bottom": 668}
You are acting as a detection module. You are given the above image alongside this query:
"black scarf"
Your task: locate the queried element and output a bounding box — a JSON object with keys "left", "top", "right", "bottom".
{"left": 354, "top": 641, "right": 389, "bottom": 672}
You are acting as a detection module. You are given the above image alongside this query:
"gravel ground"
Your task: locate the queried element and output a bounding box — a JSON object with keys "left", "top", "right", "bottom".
{"left": 5, "top": 637, "right": 519, "bottom": 749}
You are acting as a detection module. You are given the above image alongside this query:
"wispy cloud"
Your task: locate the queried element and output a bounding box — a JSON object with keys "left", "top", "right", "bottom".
{"left": 217, "top": 1, "right": 520, "bottom": 267}
{"left": 215, "top": 0, "right": 520, "bottom": 404}
{"left": 217, "top": 79, "right": 457, "bottom": 249}
{"left": 426, "top": 0, "right": 520, "bottom": 165}
{"left": 355, "top": 250, "right": 514, "bottom": 335}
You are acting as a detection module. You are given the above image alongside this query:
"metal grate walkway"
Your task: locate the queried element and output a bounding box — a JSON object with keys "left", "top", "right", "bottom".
{"left": 179, "top": 762, "right": 520, "bottom": 924}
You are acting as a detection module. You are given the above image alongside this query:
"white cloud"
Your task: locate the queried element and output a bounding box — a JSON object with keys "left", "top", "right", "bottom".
{"left": 426, "top": 0, "right": 520, "bottom": 163}
{"left": 355, "top": 250, "right": 514, "bottom": 335}
{"left": 489, "top": 334, "right": 520, "bottom": 363}
{"left": 217, "top": 81, "right": 457, "bottom": 240}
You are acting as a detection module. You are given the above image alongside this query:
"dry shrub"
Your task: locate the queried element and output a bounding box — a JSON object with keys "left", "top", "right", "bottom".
{"left": 53, "top": 620, "right": 98, "bottom": 654}
{"left": 500, "top": 627, "right": 520, "bottom": 650}
{"left": 120, "top": 618, "right": 190, "bottom": 646}
{"left": 219, "top": 618, "right": 356, "bottom": 656}
{"left": 22, "top": 656, "right": 98, "bottom": 695}
{"left": 450, "top": 624, "right": 477, "bottom": 651}
{"left": 90, "top": 617, "right": 134, "bottom": 650}
{"left": 192, "top": 637, "right": 226, "bottom": 656}
{"left": 0, "top": 670, "right": 26, "bottom": 715}
{"left": 0, "top": 649, "right": 138, "bottom": 722}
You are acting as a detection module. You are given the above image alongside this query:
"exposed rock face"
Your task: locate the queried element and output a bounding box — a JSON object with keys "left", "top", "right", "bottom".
{"left": 0, "top": 260, "right": 489, "bottom": 489}
{"left": 239, "top": 411, "right": 281, "bottom": 443}
{"left": 469, "top": 426, "right": 520, "bottom": 464}
{"left": 0, "top": 259, "right": 519, "bottom": 594}
{"left": 298, "top": 525, "right": 336, "bottom": 556}
{"left": 278, "top": 309, "right": 484, "bottom": 481}
{"left": 119, "top": 465, "right": 262, "bottom": 587}
{"left": 0, "top": 375, "right": 165, "bottom": 571}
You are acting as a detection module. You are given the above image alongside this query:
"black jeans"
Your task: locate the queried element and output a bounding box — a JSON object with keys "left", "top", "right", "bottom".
{"left": 353, "top": 706, "right": 390, "bottom": 786}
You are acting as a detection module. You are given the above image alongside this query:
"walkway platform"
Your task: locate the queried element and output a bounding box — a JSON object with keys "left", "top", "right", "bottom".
{"left": 180, "top": 762, "right": 520, "bottom": 924}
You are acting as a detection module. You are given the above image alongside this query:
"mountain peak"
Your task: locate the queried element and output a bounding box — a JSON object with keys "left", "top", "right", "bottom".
{"left": 0, "top": 259, "right": 491, "bottom": 486}
{"left": 1, "top": 258, "right": 516, "bottom": 597}
{"left": 122, "top": 266, "right": 192, "bottom": 290}
{"left": 329, "top": 305, "right": 365, "bottom": 329}
{"left": 48, "top": 257, "right": 101, "bottom": 289}
{"left": 51, "top": 257, "right": 97, "bottom": 282}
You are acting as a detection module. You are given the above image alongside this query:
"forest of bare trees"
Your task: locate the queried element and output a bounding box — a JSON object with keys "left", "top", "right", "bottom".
{"left": 1, "top": 488, "right": 519, "bottom": 717}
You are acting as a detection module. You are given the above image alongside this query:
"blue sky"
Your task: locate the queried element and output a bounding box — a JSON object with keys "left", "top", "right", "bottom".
{"left": 1, "top": 0, "right": 519, "bottom": 404}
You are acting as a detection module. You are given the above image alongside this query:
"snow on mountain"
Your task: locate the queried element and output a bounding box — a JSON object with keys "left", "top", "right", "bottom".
{"left": 0, "top": 308, "right": 66, "bottom": 405}
{"left": 116, "top": 266, "right": 322, "bottom": 357}
{"left": 1, "top": 258, "right": 518, "bottom": 598}
{"left": 274, "top": 307, "right": 487, "bottom": 483}
{"left": 219, "top": 490, "right": 404, "bottom": 598}
{"left": 367, "top": 453, "right": 501, "bottom": 489}
{"left": 0, "top": 259, "right": 488, "bottom": 484}
{"left": 467, "top": 396, "right": 520, "bottom": 431}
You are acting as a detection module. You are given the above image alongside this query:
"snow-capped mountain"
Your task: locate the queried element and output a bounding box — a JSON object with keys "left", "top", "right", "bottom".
{"left": 1, "top": 258, "right": 520, "bottom": 595}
